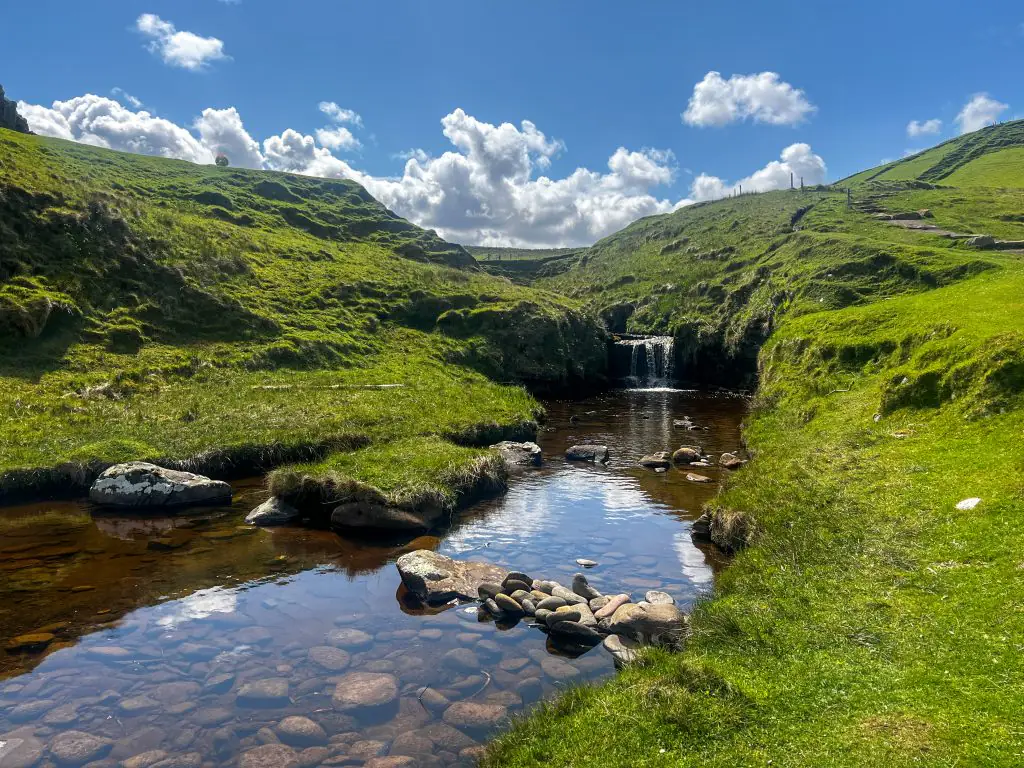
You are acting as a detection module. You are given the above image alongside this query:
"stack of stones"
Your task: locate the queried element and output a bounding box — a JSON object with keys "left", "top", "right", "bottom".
{"left": 475, "top": 571, "right": 687, "bottom": 665}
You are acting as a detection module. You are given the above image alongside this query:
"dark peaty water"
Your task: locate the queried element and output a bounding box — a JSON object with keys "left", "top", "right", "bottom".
{"left": 0, "top": 389, "right": 746, "bottom": 766}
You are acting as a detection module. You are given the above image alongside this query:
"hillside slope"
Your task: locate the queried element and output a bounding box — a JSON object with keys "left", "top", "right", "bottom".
{"left": 0, "top": 129, "right": 606, "bottom": 499}
{"left": 488, "top": 128, "right": 1024, "bottom": 766}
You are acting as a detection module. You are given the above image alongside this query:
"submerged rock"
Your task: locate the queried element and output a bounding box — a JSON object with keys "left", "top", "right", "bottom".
{"left": 396, "top": 550, "right": 507, "bottom": 604}
{"left": 0, "top": 728, "right": 45, "bottom": 768}
{"left": 89, "top": 462, "right": 232, "bottom": 508}
{"left": 685, "top": 472, "right": 714, "bottom": 484}
{"left": 491, "top": 441, "right": 542, "bottom": 467}
{"left": 565, "top": 445, "right": 610, "bottom": 463}
{"left": 331, "top": 502, "right": 434, "bottom": 531}
{"left": 49, "top": 731, "right": 113, "bottom": 766}
{"left": 331, "top": 672, "right": 399, "bottom": 713}
{"left": 246, "top": 497, "right": 300, "bottom": 526}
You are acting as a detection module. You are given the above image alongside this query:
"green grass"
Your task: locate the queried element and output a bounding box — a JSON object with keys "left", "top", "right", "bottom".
{"left": 488, "top": 266, "right": 1024, "bottom": 768}
{"left": 0, "top": 128, "right": 605, "bottom": 500}
{"left": 486, "top": 122, "right": 1024, "bottom": 766}
{"left": 942, "top": 146, "right": 1024, "bottom": 188}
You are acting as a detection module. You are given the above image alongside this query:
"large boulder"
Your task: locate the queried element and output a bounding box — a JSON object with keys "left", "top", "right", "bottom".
{"left": 89, "top": 462, "right": 232, "bottom": 508}
{"left": 246, "top": 497, "right": 300, "bottom": 526}
{"left": 396, "top": 550, "right": 507, "bottom": 604}
{"left": 607, "top": 602, "right": 688, "bottom": 647}
{"left": 491, "top": 441, "right": 542, "bottom": 467}
{"left": 566, "top": 445, "right": 610, "bottom": 463}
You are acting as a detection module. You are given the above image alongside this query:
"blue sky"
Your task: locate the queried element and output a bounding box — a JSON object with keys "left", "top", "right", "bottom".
{"left": 3, "top": 1, "right": 1022, "bottom": 246}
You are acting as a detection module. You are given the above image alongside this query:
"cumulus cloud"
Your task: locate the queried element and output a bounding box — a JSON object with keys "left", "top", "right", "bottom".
{"left": 20, "top": 97, "right": 681, "bottom": 247}
{"left": 686, "top": 143, "right": 827, "bottom": 203}
{"left": 111, "top": 87, "right": 143, "bottom": 109}
{"left": 683, "top": 71, "right": 815, "bottom": 127}
{"left": 136, "top": 14, "right": 227, "bottom": 70}
{"left": 907, "top": 118, "right": 942, "bottom": 137}
{"left": 955, "top": 93, "right": 1008, "bottom": 134}
{"left": 319, "top": 102, "right": 363, "bottom": 127}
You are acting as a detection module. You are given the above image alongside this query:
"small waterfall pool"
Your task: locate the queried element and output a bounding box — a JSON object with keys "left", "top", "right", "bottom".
{"left": 611, "top": 335, "right": 676, "bottom": 389}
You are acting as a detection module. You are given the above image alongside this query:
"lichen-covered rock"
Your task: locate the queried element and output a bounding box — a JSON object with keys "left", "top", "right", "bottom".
{"left": 396, "top": 550, "right": 507, "bottom": 604}
{"left": 246, "top": 497, "right": 300, "bottom": 526}
{"left": 89, "top": 462, "right": 232, "bottom": 508}
{"left": 491, "top": 441, "right": 542, "bottom": 467}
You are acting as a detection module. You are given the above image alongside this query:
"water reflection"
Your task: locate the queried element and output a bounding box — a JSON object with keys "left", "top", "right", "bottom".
{"left": 0, "top": 389, "right": 746, "bottom": 767}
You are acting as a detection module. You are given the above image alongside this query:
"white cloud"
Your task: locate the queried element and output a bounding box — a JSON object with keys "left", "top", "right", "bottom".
{"left": 111, "top": 87, "right": 143, "bottom": 109}
{"left": 136, "top": 13, "right": 227, "bottom": 70}
{"left": 316, "top": 126, "right": 360, "bottom": 151}
{"left": 20, "top": 97, "right": 680, "bottom": 247}
{"left": 907, "top": 118, "right": 942, "bottom": 137}
{"left": 686, "top": 143, "right": 827, "bottom": 202}
{"left": 683, "top": 71, "right": 815, "bottom": 127}
{"left": 318, "top": 102, "right": 363, "bottom": 128}
{"left": 955, "top": 93, "right": 1008, "bottom": 134}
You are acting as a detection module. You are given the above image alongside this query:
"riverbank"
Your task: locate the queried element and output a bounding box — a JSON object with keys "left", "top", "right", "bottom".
{"left": 485, "top": 267, "right": 1024, "bottom": 765}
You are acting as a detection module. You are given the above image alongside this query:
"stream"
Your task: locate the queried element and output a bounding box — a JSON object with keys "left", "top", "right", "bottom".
{"left": 0, "top": 388, "right": 746, "bottom": 767}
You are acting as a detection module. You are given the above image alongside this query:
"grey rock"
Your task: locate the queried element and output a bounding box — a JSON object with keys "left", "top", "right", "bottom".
{"left": 576, "top": 558, "right": 598, "bottom": 568}
{"left": 89, "top": 462, "right": 231, "bottom": 508}
{"left": 120, "top": 750, "right": 169, "bottom": 768}
{"left": 502, "top": 571, "right": 534, "bottom": 587}
{"left": 572, "top": 573, "right": 602, "bottom": 600}
{"left": 531, "top": 580, "right": 556, "bottom": 594}
{"left": 685, "top": 472, "right": 714, "bottom": 484}
{"left": 0, "top": 86, "right": 32, "bottom": 134}
{"left": 477, "top": 582, "right": 503, "bottom": 601}
{"left": 396, "top": 550, "right": 507, "bottom": 604}
{"left": 9, "top": 699, "right": 56, "bottom": 722}
{"left": 645, "top": 590, "right": 675, "bottom": 605}
{"left": 638, "top": 452, "right": 671, "bottom": 469}
{"left": 966, "top": 235, "right": 995, "bottom": 248}
{"left": 442, "top": 702, "right": 508, "bottom": 731}
{"left": 520, "top": 598, "right": 536, "bottom": 616}
{"left": 535, "top": 596, "right": 567, "bottom": 612}
{"left": 308, "top": 646, "right": 351, "bottom": 671}
{"left": 331, "top": 672, "right": 399, "bottom": 713}
{"left": 501, "top": 579, "right": 532, "bottom": 594}
{"left": 533, "top": 608, "right": 552, "bottom": 624}
{"left": 481, "top": 598, "right": 501, "bottom": 616}
{"left": 540, "top": 656, "right": 580, "bottom": 681}
{"left": 442, "top": 648, "right": 481, "bottom": 673}
{"left": 603, "top": 634, "right": 641, "bottom": 665}
{"left": 0, "top": 728, "right": 44, "bottom": 768}
{"left": 493, "top": 594, "right": 524, "bottom": 616}
{"left": 325, "top": 628, "right": 373, "bottom": 650}
{"left": 565, "top": 445, "right": 610, "bottom": 463}
{"left": 238, "top": 745, "right": 299, "bottom": 768}
{"left": 672, "top": 446, "right": 703, "bottom": 464}
{"left": 236, "top": 678, "right": 290, "bottom": 707}
{"left": 719, "top": 452, "right": 747, "bottom": 469}
{"left": 594, "top": 593, "right": 631, "bottom": 619}
{"left": 515, "top": 677, "right": 543, "bottom": 704}
{"left": 150, "top": 754, "right": 201, "bottom": 768}
{"left": 50, "top": 731, "right": 113, "bottom": 767}
{"left": 275, "top": 717, "right": 327, "bottom": 747}
{"left": 418, "top": 687, "right": 450, "bottom": 715}
{"left": 590, "top": 596, "right": 611, "bottom": 613}
{"left": 491, "top": 441, "right": 542, "bottom": 467}
{"left": 607, "top": 602, "right": 688, "bottom": 646}
{"left": 545, "top": 608, "right": 582, "bottom": 627}
{"left": 550, "top": 585, "right": 588, "bottom": 605}
{"left": 246, "top": 497, "right": 300, "bottom": 526}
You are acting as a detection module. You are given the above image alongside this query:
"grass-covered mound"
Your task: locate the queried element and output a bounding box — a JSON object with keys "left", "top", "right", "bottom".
{"left": 486, "top": 127, "right": 1024, "bottom": 765}
{"left": 0, "top": 128, "right": 605, "bottom": 500}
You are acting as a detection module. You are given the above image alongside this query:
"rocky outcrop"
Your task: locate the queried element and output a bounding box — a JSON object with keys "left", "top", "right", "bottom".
{"left": 89, "top": 462, "right": 232, "bottom": 508}
{"left": 491, "top": 441, "right": 542, "bottom": 467}
{"left": 0, "top": 86, "right": 31, "bottom": 134}
{"left": 396, "top": 550, "right": 508, "bottom": 604}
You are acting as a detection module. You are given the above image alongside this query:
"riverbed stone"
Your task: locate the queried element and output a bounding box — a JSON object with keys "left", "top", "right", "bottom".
{"left": 503, "top": 571, "right": 534, "bottom": 588}
{"left": 246, "top": 497, "right": 300, "bottom": 526}
{"left": 515, "top": 677, "right": 543, "bottom": 704}
{"left": 607, "top": 602, "right": 688, "bottom": 645}
{"left": 0, "top": 728, "right": 44, "bottom": 768}
{"left": 491, "top": 441, "right": 542, "bottom": 467}
{"left": 545, "top": 608, "right": 582, "bottom": 627}
{"left": 121, "top": 750, "right": 169, "bottom": 768}
{"left": 332, "top": 672, "right": 399, "bottom": 713}
{"left": 396, "top": 550, "right": 507, "bottom": 604}
{"left": 501, "top": 578, "right": 532, "bottom": 595}
{"left": 239, "top": 744, "right": 299, "bottom": 768}
{"left": 540, "top": 657, "right": 580, "bottom": 681}
{"left": 672, "top": 446, "right": 703, "bottom": 464}
{"left": 719, "top": 452, "right": 747, "bottom": 469}
{"left": 442, "top": 702, "right": 508, "bottom": 731}
{"left": 639, "top": 452, "right": 671, "bottom": 469}
{"left": 325, "top": 628, "right": 373, "bottom": 650}
{"left": 645, "top": 590, "right": 675, "bottom": 605}
{"left": 565, "top": 445, "right": 610, "bottom": 463}
{"left": 603, "top": 634, "right": 642, "bottom": 665}
{"left": 308, "top": 645, "right": 351, "bottom": 672}
{"left": 150, "top": 753, "right": 201, "bottom": 768}
{"left": 276, "top": 717, "right": 327, "bottom": 747}
{"left": 5, "top": 633, "right": 55, "bottom": 653}
{"left": 9, "top": 699, "right": 57, "bottom": 722}
{"left": 442, "top": 648, "right": 481, "bottom": 673}
{"left": 89, "top": 462, "right": 232, "bottom": 508}
{"left": 50, "top": 731, "right": 113, "bottom": 766}
{"left": 390, "top": 731, "right": 436, "bottom": 757}
{"left": 594, "top": 594, "right": 631, "bottom": 619}
{"left": 572, "top": 573, "right": 601, "bottom": 600}
{"left": 686, "top": 472, "right": 714, "bottom": 483}
{"left": 493, "top": 594, "right": 523, "bottom": 616}
{"left": 535, "top": 596, "right": 567, "bottom": 611}
{"left": 236, "top": 678, "right": 290, "bottom": 707}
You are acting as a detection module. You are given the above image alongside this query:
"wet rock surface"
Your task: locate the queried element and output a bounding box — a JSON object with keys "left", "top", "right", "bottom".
{"left": 397, "top": 550, "right": 508, "bottom": 604}
{"left": 89, "top": 463, "right": 232, "bottom": 508}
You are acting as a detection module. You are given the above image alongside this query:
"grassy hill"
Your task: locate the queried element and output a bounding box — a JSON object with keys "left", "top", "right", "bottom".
{"left": 0, "top": 129, "right": 606, "bottom": 501}
{"left": 487, "top": 125, "right": 1024, "bottom": 765}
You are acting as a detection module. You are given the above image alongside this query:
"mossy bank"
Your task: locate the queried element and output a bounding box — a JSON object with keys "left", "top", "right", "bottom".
{"left": 486, "top": 122, "right": 1024, "bottom": 765}
{"left": 0, "top": 128, "right": 606, "bottom": 504}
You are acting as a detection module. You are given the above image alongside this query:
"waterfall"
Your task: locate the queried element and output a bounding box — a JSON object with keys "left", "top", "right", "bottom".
{"left": 613, "top": 336, "right": 675, "bottom": 388}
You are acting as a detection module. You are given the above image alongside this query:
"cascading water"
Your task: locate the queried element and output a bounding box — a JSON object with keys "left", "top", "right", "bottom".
{"left": 613, "top": 336, "right": 675, "bottom": 388}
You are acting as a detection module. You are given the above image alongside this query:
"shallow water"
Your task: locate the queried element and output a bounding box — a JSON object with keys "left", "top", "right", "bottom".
{"left": 0, "top": 389, "right": 745, "bottom": 766}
